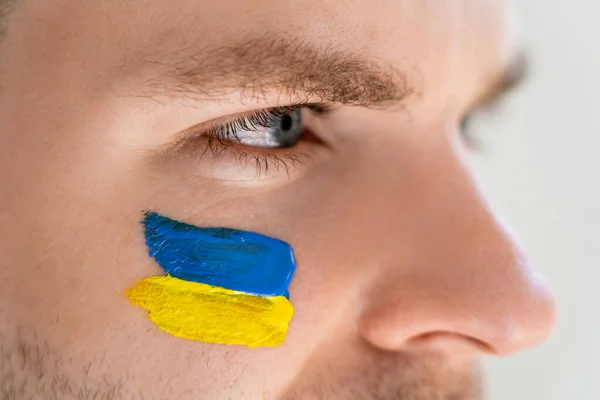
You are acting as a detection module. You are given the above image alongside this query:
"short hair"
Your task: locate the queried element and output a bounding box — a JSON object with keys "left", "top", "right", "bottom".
{"left": 0, "top": 0, "right": 17, "bottom": 37}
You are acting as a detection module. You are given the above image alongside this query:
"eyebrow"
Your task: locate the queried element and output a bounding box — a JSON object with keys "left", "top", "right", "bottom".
{"left": 475, "top": 50, "right": 529, "bottom": 108}
{"left": 132, "top": 33, "right": 415, "bottom": 108}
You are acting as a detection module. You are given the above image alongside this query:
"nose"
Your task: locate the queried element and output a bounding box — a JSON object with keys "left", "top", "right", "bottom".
{"left": 357, "top": 138, "right": 556, "bottom": 356}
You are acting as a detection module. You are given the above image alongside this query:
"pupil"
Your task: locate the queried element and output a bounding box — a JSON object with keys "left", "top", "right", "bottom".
{"left": 280, "top": 114, "right": 293, "bottom": 131}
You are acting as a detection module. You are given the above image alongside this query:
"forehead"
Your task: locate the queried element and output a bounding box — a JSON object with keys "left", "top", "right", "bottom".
{"left": 22, "top": 0, "right": 515, "bottom": 109}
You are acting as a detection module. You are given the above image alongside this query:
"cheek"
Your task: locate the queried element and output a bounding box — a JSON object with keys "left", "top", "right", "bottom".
{"left": 0, "top": 199, "right": 299, "bottom": 398}
{"left": 126, "top": 212, "right": 296, "bottom": 348}
{"left": 260, "top": 138, "right": 464, "bottom": 343}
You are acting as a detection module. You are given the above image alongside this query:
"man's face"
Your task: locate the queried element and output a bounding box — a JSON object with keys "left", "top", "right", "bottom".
{"left": 0, "top": 0, "right": 556, "bottom": 399}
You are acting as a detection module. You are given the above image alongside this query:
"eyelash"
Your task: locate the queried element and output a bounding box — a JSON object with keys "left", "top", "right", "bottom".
{"left": 193, "top": 103, "right": 327, "bottom": 177}
{"left": 207, "top": 106, "right": 302, "bottom": 143}
{"left": 206, "top": 103, "right": 329, "bottom": 144}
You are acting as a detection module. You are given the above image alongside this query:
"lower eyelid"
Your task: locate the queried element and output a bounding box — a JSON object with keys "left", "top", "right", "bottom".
{"left": 179, "top": 134, "right": 325, "bottom": 185}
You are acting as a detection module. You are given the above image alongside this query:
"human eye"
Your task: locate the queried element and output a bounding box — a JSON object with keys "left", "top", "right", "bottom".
{"left": 459, "top": 104, "right": 503, "bottom": 152}
{"left": 209, "top": 106, "right": 307, "bottom": 149}
{"left": 169, "top": 103, "right": 331, "bottom": 182}
{"left": 460, "top": 113, "right": 481, "bottom": 150}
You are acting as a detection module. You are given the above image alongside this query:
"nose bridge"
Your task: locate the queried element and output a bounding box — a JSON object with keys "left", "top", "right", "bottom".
{"left": 354, "top": 137, "right": 556, "bottom": 355}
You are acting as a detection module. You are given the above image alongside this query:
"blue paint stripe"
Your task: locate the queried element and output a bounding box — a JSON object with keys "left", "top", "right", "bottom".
{"left": 142, "top": 212, "right": 296, "bottom": 297}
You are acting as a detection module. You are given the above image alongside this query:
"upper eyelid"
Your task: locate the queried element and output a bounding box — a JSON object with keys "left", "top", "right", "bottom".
{"left": 204, "top": 106, "right": 295, "bottom": 139}
{"left": 207, "top": 110, "right": 276, "bottom": 144}
{"left": 200, "top": 104, "right": 303, "bottom": 132}
{"left": 202, "top": 103, "right": 328, "bottom": 138}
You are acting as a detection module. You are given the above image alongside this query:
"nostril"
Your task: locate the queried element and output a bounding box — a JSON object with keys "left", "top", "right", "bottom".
{"left": 406, "top": 331, "right": 495, "bottom": 355}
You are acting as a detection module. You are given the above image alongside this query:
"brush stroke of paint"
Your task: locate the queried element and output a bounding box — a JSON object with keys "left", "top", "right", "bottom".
{"left": 126, "top": 276, "right": 293, "bottom": 347}
{"left": 142, "top": 212, "right": 295, "bottom": 297}
{"left": 126, "top": 212, "right": 296, "bottom": 348}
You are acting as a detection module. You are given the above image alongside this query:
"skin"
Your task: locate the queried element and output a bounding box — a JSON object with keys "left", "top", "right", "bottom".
{"left": 0, "top": 0, "right": 556, "bottom": 399}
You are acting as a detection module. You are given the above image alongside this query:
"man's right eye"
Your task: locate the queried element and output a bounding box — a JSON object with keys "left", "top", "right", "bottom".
{"left": 209, "top": 108, "right": 305, "bottom": 149}
{"left": 166, "top": 104, "right": 332, "bottom": 181}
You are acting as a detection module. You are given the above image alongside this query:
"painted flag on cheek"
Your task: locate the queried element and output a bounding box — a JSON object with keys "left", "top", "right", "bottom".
{"left": 126, "top": 212, "right": 296, "bottom": 348}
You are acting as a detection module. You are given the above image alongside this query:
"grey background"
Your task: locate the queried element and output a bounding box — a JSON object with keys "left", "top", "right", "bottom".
{"left": 475, "top": 1, "right": 599, "bottom": 399}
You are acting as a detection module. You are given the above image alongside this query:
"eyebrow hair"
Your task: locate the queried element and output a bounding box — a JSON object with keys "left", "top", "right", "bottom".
{"left": 476, "top": 50, "right": 529, "bottom": 108}
{"left": 132, "top": 33, "right": 416, "bottom": 108}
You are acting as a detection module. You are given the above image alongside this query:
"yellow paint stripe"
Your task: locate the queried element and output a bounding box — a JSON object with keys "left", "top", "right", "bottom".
{"left": 125, "top": 275, "right": 294, "bottom": 348}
